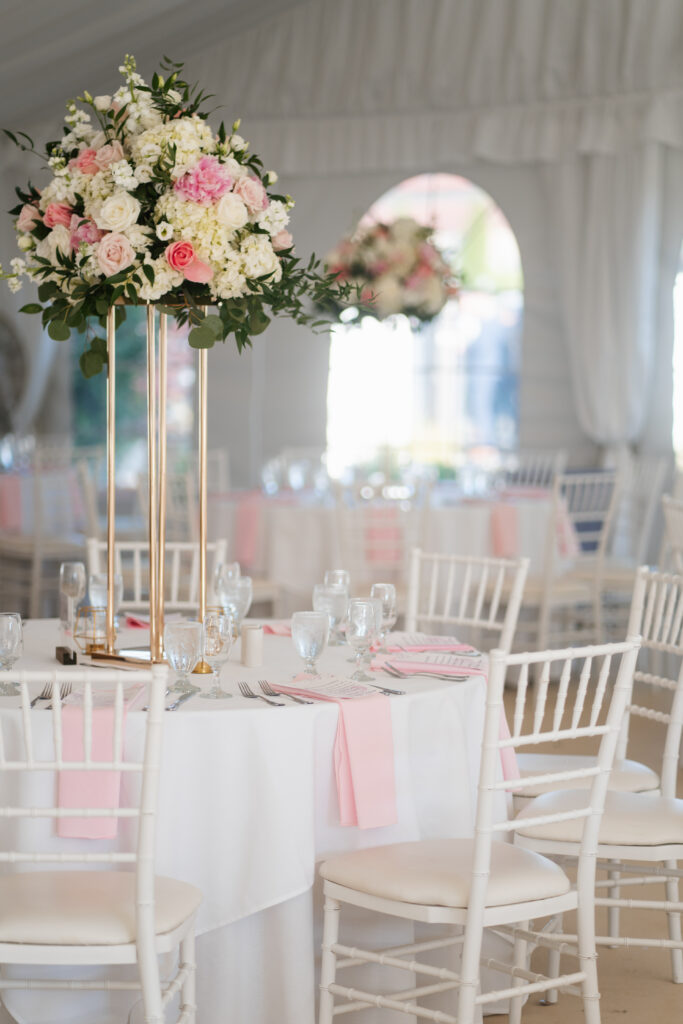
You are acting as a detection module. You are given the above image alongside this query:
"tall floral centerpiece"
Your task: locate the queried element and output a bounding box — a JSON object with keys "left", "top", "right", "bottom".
{"left": 2, "top": 55, "right": 351, "bottom": 661}
{"left": 322, "top": 216, "right": 459, "bottom": 323}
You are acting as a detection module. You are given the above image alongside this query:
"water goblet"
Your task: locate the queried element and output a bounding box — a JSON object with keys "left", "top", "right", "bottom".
{"left": 213, "top": 561, "right": 240, "bottom": 603}
{"left": 89, "top": 573, "right": 124, "bottom": 626}
{"left": 59, "top": 561, "right": 86, "bottom": 647}
{"left": 0, "top": 613, "right": 22, "bottom": 696}
{"left": 324, "top": 569, "right": 350, "bottom": 591}
{"left": 312, "top": 583, "right": 348, "bottom": 646}
{"left": 291, "top": 611, "right": 329, "bottom": 677}
{"left": 218, "top": 576, "right": 253, "bottom": 636}
{"left": 346, "top": 599, "right": 378, "bottom": 682}
{"left": 200, "top": 610, "right": 234, "bottom": 700}
{"left": 164, "top": 620, "right": 203, "bottom": 695}
{"left": 370, "top": 582, "right": 398, "bottom": 652}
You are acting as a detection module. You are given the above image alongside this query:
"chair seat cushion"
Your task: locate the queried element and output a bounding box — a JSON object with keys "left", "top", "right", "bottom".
{"left": 0, "top": 871, "right": 202, "bottom": 946}
{"left": 320, "top": 838, "right": 570, "bottom": 909}
{"left": 516, "top": 790, "right": 683, "bottom": 846}
{"left": 515, "top": 753, "right": 660, "bottom": 797}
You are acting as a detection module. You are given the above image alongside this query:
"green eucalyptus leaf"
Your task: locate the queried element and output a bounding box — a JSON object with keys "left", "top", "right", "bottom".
{"left": 201, "top": 314, "right": 223, "bottom": 336}
{"left": 188, "top": 326, "right": 215, "bottom": 349}
{"left": 19, "top": 303, "right": 42, "bottom": 314}
{"left": 47, "top": 320, "right": 71, "bottom": 342}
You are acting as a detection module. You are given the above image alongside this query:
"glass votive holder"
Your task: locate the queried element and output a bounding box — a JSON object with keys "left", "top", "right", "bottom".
{"left": 74, "top": 606, "right": 109, "bottom": 654}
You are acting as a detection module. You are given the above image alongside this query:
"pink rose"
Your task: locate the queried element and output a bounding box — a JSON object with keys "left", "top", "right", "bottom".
{"left": 165, "top": 240, "right": 214, "bottom": 283}
{"left": 43, "top": 202, "right": 74, "bottom": 229}
{"left": 69, "top": 214, "right": 103, "bottom": 251}
{"left": 94, "top": 140, "right": 125, "bottom": 171}
{"left": 17, "top": 203, "right": 40, "bottom": 232}
{"left": 271, "top": 229, "right": 293, "bottom": 252}
{"left": 75, "top": 148, "right": 100, "bottom": 175}
{"left": 174, "top": 156, "right": 233, "bottom": 205}
{"left": 234, "top": 176, "right": 268, "bottom": 214}
{"left": 97, "top": 232, "right": 135, "bottom": 277}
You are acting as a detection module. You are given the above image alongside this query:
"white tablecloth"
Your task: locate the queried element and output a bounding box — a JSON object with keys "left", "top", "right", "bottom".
{"left": 0, "top": 620, "right": 494, "bottom": 1024}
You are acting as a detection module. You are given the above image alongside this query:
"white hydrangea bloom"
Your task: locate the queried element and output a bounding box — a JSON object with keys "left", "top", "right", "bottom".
{"left": 240, "top": 234, "right": 281, "bottom": 282}
{"left": 130, "top": 116, "right": 215, "bottom": 180}
{"left": 124, "top": 224, "right": 153, "bottom": 251}
{"left": 137, "top": 256, "right": 183, "bottom": 301}
{"left": 155, "top": 221, "right": 174, "bottom": 241}
{"left": 35, "top": 225, "right": 71, "bottom": 263}
{"left": 211, "top": 258, "right": 247, "bottom": 300}
{"left": 257, "top": 200, "right": 289, "bottom": 236}
{"left": 111, "top": 160, "right": 138, "bottom": 190}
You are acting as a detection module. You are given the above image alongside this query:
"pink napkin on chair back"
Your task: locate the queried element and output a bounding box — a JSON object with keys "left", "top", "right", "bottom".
{"left": 277, "top": 675, "right": 397, "bottom": 828}
{"left": 490, "top": 503, "right": 519, "bottom": 558}
{"left": 364, "top": 506, "right": 402, "bottom": 565}
{"left": 234, "top": 490, "right": 264, "bottom": 568}
{"left": 0, "top": 475, "right": 22, "bottom": 531}
{"left": 57, "top": 688, "right": 143, "bottom": 839}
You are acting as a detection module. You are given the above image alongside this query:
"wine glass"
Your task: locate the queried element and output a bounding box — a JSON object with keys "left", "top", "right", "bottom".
{"left": 346, "top": 599, "right": 378, "bottom": 682}
{"left": 0, "top": 613, "right": 22, "bottom": 696}
{"left": 312, "top": 583, "right": 348, "bottom": 646}
{"left": 213, "top": 561, "right": 240, "bottom": 603}
{"left": 88, "top": 573, "right": 124, "bottom": 624}
{"left": 218, "top": 576, "right": 253, "bottom": 635}
{"left": 370, "top": 582, "right": 397, "bottom": 652}
{"left": 59, "top": 562, "right": 86, "bottom": 647}
{"left": 324, "top": 569, "right": 350, "bottom": 591}
{"left": 164, "top": 620, "right": 203, "bottom": 695}
{"left": 200, "top": 610, "right": 234, "bottom": 700}
{"left": 291, "top": 611, "right": 329, "bottom": 677}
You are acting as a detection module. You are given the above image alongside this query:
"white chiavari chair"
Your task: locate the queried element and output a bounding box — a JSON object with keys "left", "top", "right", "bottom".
{"left": 405, "top": 549, "right": 529, "bottom": 654}
{"left": 515, "top": 567, "right": 683, "bottom": 986}
{"left": 317, "top": 637, "right": 640, "bottom": 1024}
{"left": 660, "top": 494, "right": 683, "bottom": 571}
{"left": 86, "top": 538, "right": 227, "bottom": 612}
{"left": 503, "top": 449, "right": 567, "bottom": 489}
{"left": 0, "top": 664, "right": 200, "bottom": 1024}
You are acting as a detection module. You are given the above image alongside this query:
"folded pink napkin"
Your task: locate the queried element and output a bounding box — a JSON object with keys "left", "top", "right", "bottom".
{"left": 490, "top": 503, "right": 518, "bottom": 558}
{"left": 278, "top": 675, "right": 397, "bottom": 828}
{"left": 364, "top": 507, "right": 402, "bottom": 564}
{"left": 385, "top": 640, "right": 476, "bottom": 653}
{"left": 234, "top": 490, "right": 264, "bottom": 567}
{"left": 262, "top": 620, "right": 292, "bottom": 636}
{"left": 0, "top": 475, "right": 22, "bottom": 532}
{"left": 57, "top": 688, "right": 142, "bottom": 839}
{"left": 125, "top": 614, "right": 149, "bottom": 629}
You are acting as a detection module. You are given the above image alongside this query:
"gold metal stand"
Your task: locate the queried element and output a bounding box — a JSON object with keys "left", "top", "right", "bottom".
{"left": 193, "top": 342, "right": 212, "bottom": 673}
{"left": 105, "top": 308, "right": 116, "bottom": 654}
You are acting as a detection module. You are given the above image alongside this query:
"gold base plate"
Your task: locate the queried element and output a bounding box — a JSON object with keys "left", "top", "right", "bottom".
{"left": 192, "top": 659, "right": 213, "bottom": 674}
{"left": 91, "top": 647, "right": 165, "bottom": 667}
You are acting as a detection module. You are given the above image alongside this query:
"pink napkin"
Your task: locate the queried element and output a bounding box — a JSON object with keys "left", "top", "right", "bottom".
{"left": 0, "top": 475, "right": 22, "bottom": 531}
{"left": 364, "top": 507, "right": 402, "bottom": 564}
{"left": 57, "top": 690, "right": 141, "bottom": 839}
{"left": 490, "top": 503, "right": 518, "bottom": 558}
{"left": 278, "top": 676, "right": 397, "bottom": 828}
{"left": 262, "top": 620, "right": 292, "bottom": 636}
{"left": 234, "top": 490, "right": 264, "bottom": 567}
{"left": 125, "top": 614, "right": 149, "bottom": 629}
{"left": 385, "top": 641, "right": 476, "bottom": 653}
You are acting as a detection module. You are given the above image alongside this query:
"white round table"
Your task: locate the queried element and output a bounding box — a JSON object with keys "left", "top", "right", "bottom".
{"left": 0, "top": 620, "right": 496, "bottom": 1024}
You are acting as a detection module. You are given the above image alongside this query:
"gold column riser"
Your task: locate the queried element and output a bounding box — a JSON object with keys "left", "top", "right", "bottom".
{"left": 156, "top": 313, "right": 167, "bottom": 662}
{"left": 105, "top": 308, "right": 116, "bottom": 654}
{"left": 193, "top": 337, "right": 212, "bottom": 673}
{"left": 146, "top": 303, "right": 159, "bottom": 663}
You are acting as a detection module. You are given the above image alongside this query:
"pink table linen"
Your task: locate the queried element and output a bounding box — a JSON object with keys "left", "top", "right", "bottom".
{"left": 0, "top": 475, "right": 22, "bottom": 531}
{"left": 490, "top": 503, "right": 519, "bottom": 558}
{"left": 278, "top": 676, "right": 397, "bottom": 829}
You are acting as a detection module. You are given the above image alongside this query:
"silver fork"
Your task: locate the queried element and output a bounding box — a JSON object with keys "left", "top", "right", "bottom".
{"left": 259, "top": 680, "right": 313, "bottom": 705}
{"left": 363, "top": 680, "right": 406, "bottom": 696}
{"left": 46, "top": 682, "right": 72, "bottom": 708}
{"left": 30, "top": 683, "right": 53, "bottom": 708}
{"left": 238, "top": 680, "right": 284, "bottom": 707}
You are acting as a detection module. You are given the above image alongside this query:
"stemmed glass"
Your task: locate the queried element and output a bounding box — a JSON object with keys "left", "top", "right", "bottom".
{"left": 89, "top": 573, "right": 124, "bottom": 624}
{"left": 59, "top": 562, "right": 86, "bottom": 648}
{"left": 0, "top": 613, "right": 22, "bottom": 696}
{"left": 312, "top": 583, "right": 348, "bottom": 646}
{"left": 213, "top": 562, "right": 240, "bottom": 603}
{"left": 291, "top": 611, "right": 329, "bottom": 677}
{"left": 164, "top": 621, "right": 203, "bottom": 695}
{"left": 370, "top": 583, "right": 397, "bottom": 652}
{"left": 200, "top": 611, "right": 234, "bottom": 700}
{"left": 324, "top": 569, "right": 350, "bottom": 590}
{"left": 218, "top": 576, "right": 253, "bottom": 636}
{"left": 346, "top": 599, "right": 378, "bottom": 682}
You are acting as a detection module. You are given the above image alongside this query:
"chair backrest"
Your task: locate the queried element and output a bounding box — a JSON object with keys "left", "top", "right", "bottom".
{"left": 86, "top": 537, "right": 227, "bottom": 611}
{"left": 620, "top": 566, "right": 683, "bottom": 797}
{"left": 660, "top": 494, "right": 683, "bottom": 572}
{"left": 463, "top": 637, "right": 640, "bottom": 976}
{"left": 137, "top": 470, "right": 198, "bottom": 542}
{"left": 405, "top": 549, "right": 530, "bottom": 653}
{"left": 504, "top": 449, "right": 567, "bottom": 490}
{"left": 545, "top": 469, "right": 621, "bottom": 572}
{"left": 334, "top": 500, "right": 426, "bottom": 592}
{"left": 610, "top": 454, "right": 669, "bottom": 565}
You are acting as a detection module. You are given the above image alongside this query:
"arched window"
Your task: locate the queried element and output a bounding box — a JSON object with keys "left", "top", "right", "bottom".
{"left": 326, "top": 173, "right": 523, "bottom": 478}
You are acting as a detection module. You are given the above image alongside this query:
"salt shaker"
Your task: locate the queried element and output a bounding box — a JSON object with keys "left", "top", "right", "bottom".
{"left": 241, "top": 623, "right": 263, "bottom": 667}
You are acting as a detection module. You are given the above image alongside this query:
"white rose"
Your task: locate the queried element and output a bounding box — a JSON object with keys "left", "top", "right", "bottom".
{"left": 35, "top": 225, "right": 71, "bottom": 263}
{"left": 93, "top": 191, "right": 141, "bottom": 232}
{"left": 390, "top": 217, "right": 421, "bottom": 243}
{"left": 215, "top": 193, "right": 249, "bottom": 231}
{"left": 372, "top": 274, "right": 404, "bottom": 318}
{"left": 415, "top": 275, "right": 446, "bottom": 317}
{"left": 17, "top": 235, "right": 33, "bottom": 251}
{"left": 94, "top": 95, "right": 111, "bottom": 111}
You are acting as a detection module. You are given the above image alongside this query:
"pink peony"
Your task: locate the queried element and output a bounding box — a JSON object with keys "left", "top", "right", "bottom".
{"left": 17, "top": 203, "right": 40, "bottom": 232}
{"left": 97, "top": 232, "right": 135, "bottom": 277}
{"left": 165, "top": 240, "right": 213, "bottom": 282}
{"left": 69, "top": 214, "right": 103, "bottom": 251}
{"left": 75, "top": 148, "right": 100, "bottom": 175}
{"left": 43, "top": 202, "right": 74, "bottom": 229}
{"left": 234, "top": 176, "right": 268, "bottom": 214}
{"left": 271, "top": 229, "right": 293, "bottom": 251}
{"left": 94, "top": 140, "right": 125, "bottom": 171}
{"left": 174, "top": 156, "right": 233, "bottom": 205}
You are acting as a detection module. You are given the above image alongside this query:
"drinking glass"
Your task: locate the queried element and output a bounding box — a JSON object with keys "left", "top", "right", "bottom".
{"left": 291, "top": 611, "right": 329, "bottom": 676}
{"left": 200, "top": 610, "right": 234, "bottom": 700}
{"left": 89, "top": 573, "right": 124, "bottom": 623}
{"left": 346, "top": 599, "right": 378, "bottom": 682}
{"left": 0, "top": 613, "right": 22, "bottom": 696}
{"left": 324, "top": 569, "right": 350, "bottom": 590}
{"left": 213, "top": 561, "right": 240, "bottom": 603}
{"left": 164, "top": 620, "right": 203, "bottom": 695}
{"left": 59, "top": 561, "right": 86, "bottom": 646}
{"left": 312, "top": 583, "right": 348, "bottom": 646}
{"left": 370, "top": 582, "right": 398, "bottom": 651}
{"left": 218, "top": 576, "right": 253, "bottom": 635}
